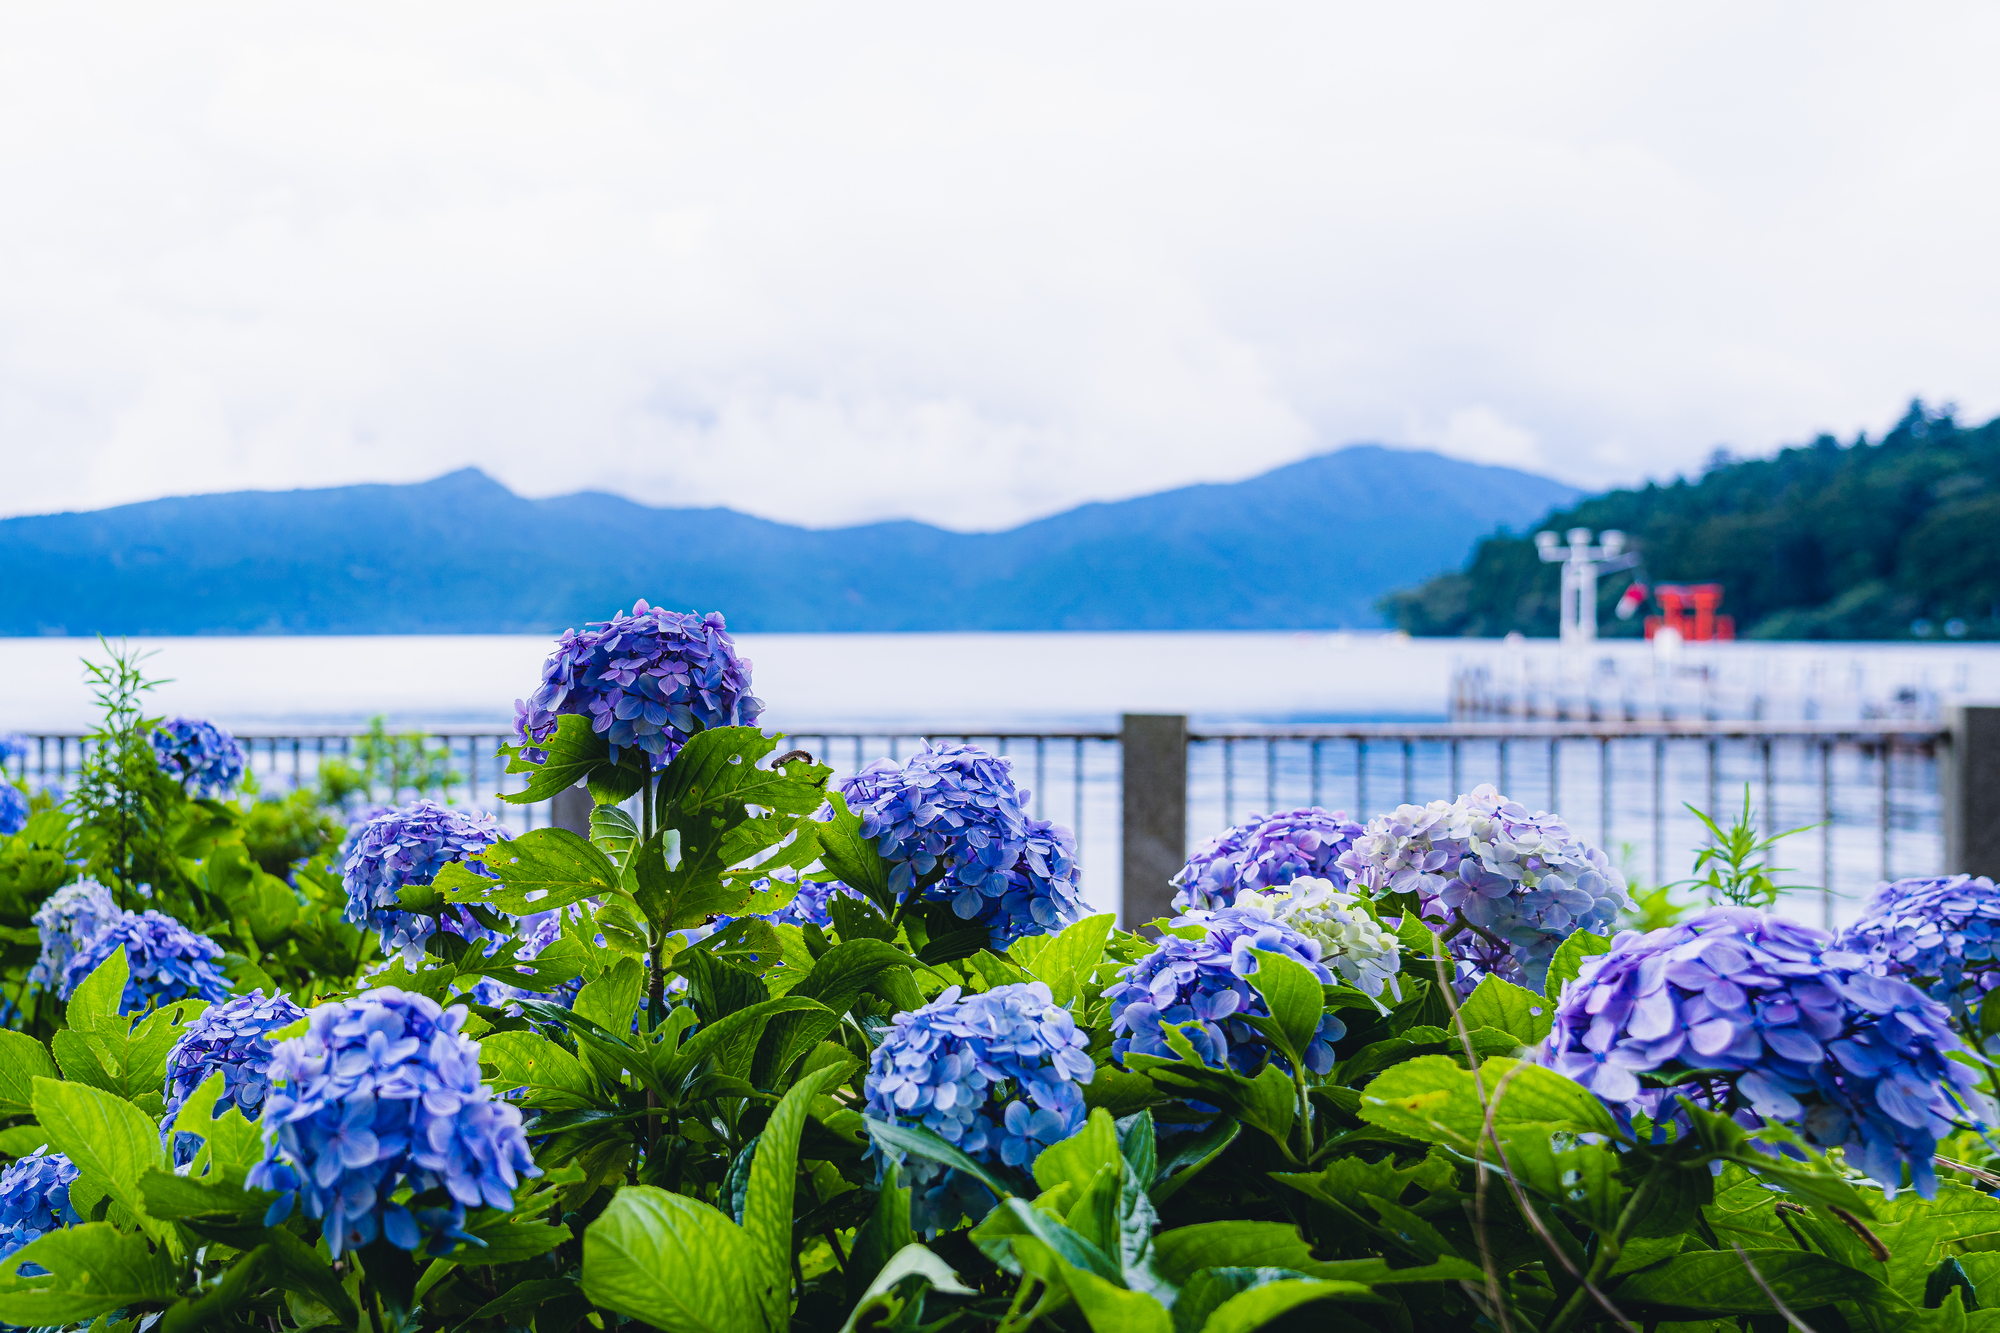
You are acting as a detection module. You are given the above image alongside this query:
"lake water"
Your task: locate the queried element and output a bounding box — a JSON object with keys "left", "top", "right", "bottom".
{"left": 7, "top": 631, "right": 2000, "bottom": 732}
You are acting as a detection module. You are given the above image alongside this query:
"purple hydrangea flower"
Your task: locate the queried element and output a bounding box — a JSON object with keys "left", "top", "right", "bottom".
{"left": 1539, "top": 906, "right": 1990, "bottom": 1198}
{"left": 28, "top": 880, "right": 120, "bottom": 993}
{"left": 1172, "top": 806, "right": 1367, "bottom": 913}
{"left": 162, "top": 990, "right": 308, "bottom": 1165}
{"left": 864, "top": 982, "right": 1094, "bottom": 1231}
{"left": 1105, "top": 907, "right": 1345, "bottom": 1076}
{"left": 58, "top": 909, "right": 233, "bottom": 1013}
{"left": 0, "top": 783, "right": 26, "bottom": 838}
{"left": 341, "top": 801, "right": 513, "bottom": 963}
{"left": 246, "top": 988, "right": 540, "bottom": 1258}
{"left": 0, "top": 1151, "right": 82, "bottom": 1274}
{"left": 763, "top": 875, "right": 872, "bottom": 930}
{"left": 150, "top": 717, "right": 247, "bottom": 799}
{"left": 1836, "top": 874, "right": 2000, "bottom": 1025}
{"left": 514, "top": 602, "right": 762, "bottom": 770}
{"left": 841, "top": 744, "right": 1086, "bottom": 949}
{"left": 1338, "top": 784, "right": 1631, "bottom": 994}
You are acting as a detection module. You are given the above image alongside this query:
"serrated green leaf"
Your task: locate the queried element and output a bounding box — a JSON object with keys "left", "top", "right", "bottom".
{"left": 1613, "top": 1247, "right": 1909, "bottom": 1316}
{"left": 1356, "top": 1055, "right": 1618, "bottom": 1151}
{"left": 1035, "top": 1108, "right": 1123, "bottom": 1200}
{"left": 1011, "top": 914, "right": 1116, "bottom": 1008}
{"left": 1197, "top": 1278, "right": 1380, "bottom": 1332}
{"left": 0, "top": 1222, "right": 178, "bottom": 1325}
{"left": 481, "top": 1031, "right": 602, "bottom": 1110}
{"left": 811, "top": 791, "right": 894, "bottom": 909}
{"left": 64, "top": 946, "right": 129, "bottom": 1031}
{"left": 0, "top": 1032, "right": 56, "bottom": 1117}
{"left": 441, "top": 827, "right": 620, "bottom": 915}
{"left": 31, "top": 1077, "right": 171, "bottom": 1247}
{"left": 1458, "top": 974, "right": 1553, "bottom": 1046}
{"left": 865, "top": 1121, "right": 1018, "bottom": 1202}
{"left": 787, "top": 939, "right": 927, "bottom": 1017}
{"left": 1545, "top": 927, "right": 1612, "bottom": 1005}
{"left": 498, "top": 715, "right": 613, "bottom": 804}
{"left": 1245, "top": 949, "right": 1327, "bottom": 1065}
{"left": 582, "top": 1186, "right": 763, "bottom": 1333}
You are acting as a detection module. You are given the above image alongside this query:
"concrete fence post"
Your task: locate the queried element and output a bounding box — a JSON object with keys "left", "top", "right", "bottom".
{"left": 1943, "top": 704, "right": 2000, "bottom": 878}
{"left": 1121, "top": 713, "right": 1188, "bottom": 930}
{"left": 550, "top": 782, "right": 593, "bottom": 838}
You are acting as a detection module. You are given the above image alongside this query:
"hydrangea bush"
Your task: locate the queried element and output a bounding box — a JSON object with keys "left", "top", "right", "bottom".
{"left": 1837, "top": 873, "right": 2000, "bottom": 1023}
{"left": 513, "top": 602, "right": 762, "bottom": 768}
{"left": 341, "top": 800, "right": 513, "bottom": 962}
{"left": 0, "top": 1152, "right": 81, "bottom": 1274}
{"left": 27, "top": 879, "right": 119, "bottom": 993}
{"left": 58, "top": 909, "right": 233, "bottom": 1012}
{"left": 1106, "top": 906, "right": 1344, "bottom": 1075}
{"left": 1170, "top": 805, "right": 1366, "bottom": 912}
{"left": 1539, "top": 906, "right": 1988, "bottom": 1196}
{"left": 863, "top": 981, "right": 1093, "bottom": 1230}
{"left": 161, "top": 989, "right": 307, "bottom": 1163}
{"left": 1339, "top": 783, "right": 1632, "bottom": 992}
{"left": 841, "top": 743, "right": 1086, "bottom": 947}
{"left": 246, "top": 988, "right": 539, "bottom": 1257}
{"left": 150, "top": 716, "right": 247, "bottom": 798}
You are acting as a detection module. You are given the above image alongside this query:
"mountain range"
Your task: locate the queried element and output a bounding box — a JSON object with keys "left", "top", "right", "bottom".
{"left": 0, "top": 447, "right": 1577, "bottom": 634}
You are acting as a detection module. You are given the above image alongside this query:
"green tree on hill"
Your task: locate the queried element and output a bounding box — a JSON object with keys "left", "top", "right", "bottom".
{"left": 1381, "top": 400, "right": 2000, "bottom": 639}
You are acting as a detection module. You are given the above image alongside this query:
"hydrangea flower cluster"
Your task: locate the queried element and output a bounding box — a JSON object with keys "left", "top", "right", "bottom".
{"left": 514, "top": 602, "right": 762, "bottom": 769}
{"left": 0, "top": 734, "right": 28, "bottom": 773}
{"left": 0, "top": 783, "right": 26, "bottom": 838}
{"left": 162, "top": 990, "right": 307, "bottom": 1164}
{"left": 1106, "top": 908, "right": 1345, "bottom": 1076}
{"left": 1835, "top": 874, "right": 2000, "bottom": 1024}
{"left": 28, "top": 880, "right": 120, "bottom": 992}
{"left": 59, "top": 909, "right": 234, "bottom": 1013}
{"left": 1539, "top": 906, "right": 1989, "bottom": 1197}
{"left": 1171, "top": 806, "right": 1367, "bottom": 912}
{"left": 841, "top": 743, "right": 1086, "bottom": 948}
{"left": 150, "top": 717, "right": 247, "bottom": 799}
{"left": 0, "top": 1151, "right": 82, "bottom": 1274}
{"left": 1229, "top": 877, "right": 1402, "bottom": 998}
{"left": 864, "top": 982, "right": 1094, "bottom": 1232}
{"left": 246, "top": 989, "right": 539, "bottom": 1257}
{"left": 1338, "top": 785, "right": 1631, "bottom": 993}
{"left": 341, "top": 801, "right": 513, "bottom": 962}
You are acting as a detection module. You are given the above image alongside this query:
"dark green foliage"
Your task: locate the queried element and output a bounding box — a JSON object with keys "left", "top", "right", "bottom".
{"left": 1383, "top": 401, "right": 2000, "bottom": 639}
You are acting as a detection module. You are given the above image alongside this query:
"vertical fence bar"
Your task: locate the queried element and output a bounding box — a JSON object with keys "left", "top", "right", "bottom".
{"left": 1402, "top": 740, "right": 1414, "bottom": 805}
{"left": 1035, "top": 738, "right": 1046, "bottom": 821}
{"left": 1761, "top": 739, "right": 1775, "bottom": 837}
{"left": 1356, "top": 739, "right": 1367, "bottom": 819}
{"left": 1265, "top": 739, "right": 1276, "bottom": 813}
{"left": 1706, "top": 738, "right": 1719, "bottom": 819}
{"left": 1879, "top": 740, "right": 1892, "bottom": 883}
{"left": 1498, "top": 738, "right": 1509, "bottom": 796}
{"left": 1820, "top": 740, "right": 1835, "bottom": 930}
{"left": 1120, "top": 715, "right": 1187, "bottom": 929}
{"left": 1449, "top": 739, "right": 1461, "bottom": 799}
{"left": 1652, "top": 737, "right": 1666, "bottom": 890}
{"left": 1073, "top": 738, "right": 1084, "bottom": 836}
{"left": 1222, "top": 741, "right": 1235, "bottom": 825}
{"left": 1599, "top": 737, "right": 1612, "bottom": 852}
{"left": 1547, "top": 737, "right": 1559, "bottom": 815}
{"left": 1310, "top": 741, "right": 1323, "bottom": 807}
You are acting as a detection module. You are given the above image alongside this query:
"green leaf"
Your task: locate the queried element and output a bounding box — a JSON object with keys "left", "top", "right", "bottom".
{"left": 865, "top": 1121, "right": 1017, "bottom": 1202}
{"left": 788, "top": 939, "right": 929, "bottom": 1017}
{"left": 837, "top": 1244, "right": 977, "bottom": 1333}
{"left": 31, "top": 1077, "right": 170, "bottom": 1245}
{"left": 434, "top": 1219, "right": 572, "bottom": 1266}
{"left": 1035, "top": 1108, "right": 1123, "bottom": 1200}
{"left": 1151, "top": 1118, "right": 1239, "bottom": 1204}
{"left": 657, "top": 995, "right": 835, "bottom": 1090}
{"left": 1150, "top": 1222, "right": 1314, "bottom": 1285}
{"left": 1011, "top": 914, "right": 1116, "bottom": 1008}
{"left": 581, "top": 1186, "right": 763, "bottom": 1333}
{"left": 1197, "top": 1278, "right": 1380, "bottom": 1332}
{"left": 1356, "top": 1055, "right": 1619, "bottom": 1150}
{"left": 0, "top": 1032, "right": 56, "bottom": 1117}
{"left": 1245, "top": 949, "right": 1328, "bottom": 1064}
{"left": 1060, "top": 1265, "right": 1173, "bottom": 1333}
{"left": 1613, "top": 1247, "right": 1908, "bottom": 1315}
{"left": 498, "top": 714, "right": 613, "bottom": 804}
{"left": 977, "top": 1197, "right": 1125, "bottom": 1285}
{"left": 590, "top": 804, "right": 641, "bottom": 868}
{"left": 1457, "top": 974, "right": 1553, "bottom": 1046}
{"left": 65, "top": 945, "right": 129, "bottom": 1032}
{"left": 741, "top": 1066, "right": 847, "bottom": 1323}
{"left": 0, "top": 1124, "right": 50, "bottom": 1157}
{"left": 138, "top": 1169, "right": 280, "bottom": 1226}
{"left": 847, "top": 1165, "right": 917, "bottom": 1307}
{"left": 480, "top": 1032, "right": 602, "bottom": 1110}
{"left": 467, "top": 1278, "right": 582, "bottom": 1324}
{"left": 0, "top": 1222, "right": 178, "bottom": 1325}
{"left": 440, "top": 826, "right": 621, "bottom": 915}
{"left": 813, "top": 791, "right": 894, "bottom": 908}
{"left": 1545, "top": 928, "right": 1612, "bottom": 1005}
{"left": 1393, "top": 913, "right": 1443, "bottom": 965}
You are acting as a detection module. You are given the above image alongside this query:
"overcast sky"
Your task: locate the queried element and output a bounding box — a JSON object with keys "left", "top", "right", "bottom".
{"left": 2, "top": 4, "right": 1997, "bottom": 532}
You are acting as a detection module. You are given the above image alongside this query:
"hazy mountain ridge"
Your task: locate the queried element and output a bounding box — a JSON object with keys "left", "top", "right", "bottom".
{"left": 0, "top": 447, "right": 1578, "bottom": 634}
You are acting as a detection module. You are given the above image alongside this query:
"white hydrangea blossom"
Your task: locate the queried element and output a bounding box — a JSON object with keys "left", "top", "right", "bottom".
{"left": 1230, "top": 876, "right": 1402, "bottom": 999}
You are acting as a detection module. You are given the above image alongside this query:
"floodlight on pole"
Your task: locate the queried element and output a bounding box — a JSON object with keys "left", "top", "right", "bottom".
{"left": 1537, "top": 528, "right": 1640, "bottom": 643}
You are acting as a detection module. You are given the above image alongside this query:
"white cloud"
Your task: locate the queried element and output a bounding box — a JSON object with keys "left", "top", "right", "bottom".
{"left": 0, "top": 3, "right": 1997, "bottom": 529}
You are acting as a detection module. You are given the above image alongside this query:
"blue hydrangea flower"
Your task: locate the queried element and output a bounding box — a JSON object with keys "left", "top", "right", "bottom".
{"left": 1172, "top": 806, "right": 1367, "bottom": 913}
{"left": 162, "top": 990, "right": 307, "bottom": 1165}
{"left": 864, "top": 982, "right": 1094, "bottom": 1232}
{"left": 1105, "top": 908, "right": 1345, "bottom": 1076}
{"left": 246, "top": 988, "right": 540, "bottom": 1258}
{"left": 0, "top": 783, "right": 26, "bottom": 838}
{"left": 763, "top": 874, "right": 872, "bottom": 929}
{"left": 514, "top": 602, "right": 762, "bottom": 770}
{"left": 58, "top": 909, "right": 233, "bottom": 1013}
{"left": 1338, "top": 784, "right": 1632, "bottom": 994}
{"left": 341, "top": 801, "right": 513, "bottom": 963}
{"left": 0, "top": 734, "right": 28, "bottom": 773}
{"left": 1539, "top": 906, "right": 1990, "bottom": 1198}
{"left": 150, "top": 717, "right": 247, "bottom": 799}
{"left": 841, "top": 744, "right": 1086, "bottom": 948}
{"left": 0, "top": 1151, "right": 82, "bottom": 1274}
{"left": 28, "top": 880, "right": 120, "bottom": 993}
{"left": 1836, "top": 874, "right": 2000, "bottom": 1026}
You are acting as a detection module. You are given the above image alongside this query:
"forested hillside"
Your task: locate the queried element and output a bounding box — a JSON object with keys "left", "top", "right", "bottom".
{"left": 1382, "top": 402, "right": 2000, "bottom": 640}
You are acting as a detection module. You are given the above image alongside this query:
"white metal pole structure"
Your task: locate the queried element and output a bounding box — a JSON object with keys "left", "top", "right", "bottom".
{"left": 1535, "top": 528, "right": 1637, "bottom": 643}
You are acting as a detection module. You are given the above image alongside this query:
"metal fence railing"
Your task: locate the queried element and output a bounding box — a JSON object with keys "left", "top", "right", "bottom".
{"left": 6, "top": 718, "right": 1956, "bottom": 929}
